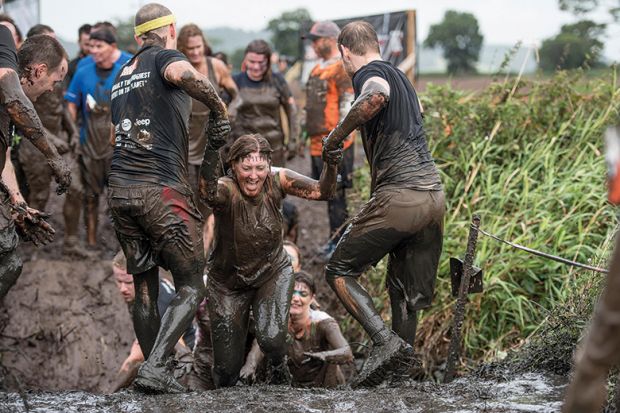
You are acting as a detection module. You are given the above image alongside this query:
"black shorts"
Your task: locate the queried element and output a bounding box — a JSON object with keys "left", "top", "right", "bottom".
{"left": 108, "top": 185, "right": 204, "bottom": 274}
{"left": 326, "top": 188, "right": 445, "bottom": 311}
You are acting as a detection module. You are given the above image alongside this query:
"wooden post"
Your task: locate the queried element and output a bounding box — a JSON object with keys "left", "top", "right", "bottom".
{"left": 444, "top": 215, "right": 481, "bottom": 383}
{"left": 406, "top": 9, "right": 416, "bottom": 85}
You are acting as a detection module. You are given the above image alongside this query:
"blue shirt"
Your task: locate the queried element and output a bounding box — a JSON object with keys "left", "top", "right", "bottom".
{"left": 65, "top": 51, "right": 132, "bottom": 144}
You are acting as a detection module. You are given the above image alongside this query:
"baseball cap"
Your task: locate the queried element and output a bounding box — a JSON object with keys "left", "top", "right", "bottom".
{"left": 302, "top": 20, "right": 340, "bottom": 40}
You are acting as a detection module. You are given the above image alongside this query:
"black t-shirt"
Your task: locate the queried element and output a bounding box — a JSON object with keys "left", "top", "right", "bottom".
{"left": 109, "top": 45, "right": 191, "bottom": 191}
{"left": 352, "top": 61, "right": 442, "bottom": 193}
{"left": 0, "top": 25, "right": 18, "bottom": 158}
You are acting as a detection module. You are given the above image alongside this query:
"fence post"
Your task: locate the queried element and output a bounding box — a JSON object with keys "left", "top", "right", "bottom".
{"left": 444, "top": 214, "right": 481, "bottom": 383}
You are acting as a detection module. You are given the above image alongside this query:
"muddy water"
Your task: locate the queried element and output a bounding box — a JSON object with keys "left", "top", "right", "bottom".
{"left": 0, "top": 372, "right": 566, "bottom": 413}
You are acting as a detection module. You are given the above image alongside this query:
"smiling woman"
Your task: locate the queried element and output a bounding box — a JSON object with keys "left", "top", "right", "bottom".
{"left": 196, "top": 132, "right": 341, "bottom": 388}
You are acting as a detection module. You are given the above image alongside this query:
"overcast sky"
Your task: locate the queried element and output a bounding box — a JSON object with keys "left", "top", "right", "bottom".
{"left": 40, "top": 0, "right": 619, "bottom": 61}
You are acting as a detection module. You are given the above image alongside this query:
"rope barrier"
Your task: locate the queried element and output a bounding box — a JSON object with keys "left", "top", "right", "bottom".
{"left": 475, "top": 225, "right": 608, "bottom": 274}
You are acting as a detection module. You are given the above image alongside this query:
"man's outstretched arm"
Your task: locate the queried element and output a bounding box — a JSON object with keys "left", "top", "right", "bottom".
{"left": 324, "top": 76, "right": 390, "bottom": 151}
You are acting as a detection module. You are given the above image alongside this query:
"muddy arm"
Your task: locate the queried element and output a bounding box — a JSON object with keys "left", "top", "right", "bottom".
{"left": 304, "top": 319, "right": 353, "bottom": 364}
{"left": 0, "top": 68, "right": 71, "bottom": 193}
{"left": 324, "top": 76, "right": 390, "bottom": 151}
{"left": 109, "top": 339, "right": 144, "bottom": 393}
{"left": 214, "top": 58, "right": 239, "bottom": 121}
{"left": 278, "top": 158, "right": 339, "bottom": 201}
{"left": 282, "top": 96, "right": 300, "bottom": 153}
{"left": 1, "top": 148, "right": 25, "bottom": 205}
{"left": 239, "top": 338, "right": 264, "bottom": 383}
{"left": 198, "top": 144, "right": 229, "bottom": 207}
{"left": 61, "top": 105, "right": 79, "bottom": 150}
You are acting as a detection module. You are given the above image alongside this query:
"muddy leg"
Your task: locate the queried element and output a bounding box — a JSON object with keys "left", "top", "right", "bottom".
{"left": 207, "top": 282, "right": 252, "bottom": 387}
{"left": 0, "top": 250, "right": 22, "bottom": 301}
{"left": 203, "top": 214, "right": 214, "bottom": 255}
{"left": 132, "top": 266, "right": 160, "bottom": 359}
{"left": 253, "top": 265, "right": 295, "bottom": 384}
{"left": 85, "top": 195, "right": 99, "bottom": 246}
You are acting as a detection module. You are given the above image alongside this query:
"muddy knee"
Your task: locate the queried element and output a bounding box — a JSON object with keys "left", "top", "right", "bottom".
{"left": 256, "top": 332, "right": 287, "bottom": 360}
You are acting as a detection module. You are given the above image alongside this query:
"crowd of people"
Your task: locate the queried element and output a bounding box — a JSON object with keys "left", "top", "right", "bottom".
{"left": 0, "top": 2, "right": 447, "bottom": 395}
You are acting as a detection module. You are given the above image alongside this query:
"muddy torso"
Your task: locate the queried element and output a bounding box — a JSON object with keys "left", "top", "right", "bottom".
{"left": 351, "top": 60, "right": 442, "bottom": 193}
{"left": 188, "top": 57, "right": 219, "bottom": 166}
{"left": 232, "top": 72, "right": 289, "bottom": 150}
{"left": 34, "top": 86, "right": 65, "bottom": 136}
{"left": 109, "top": 45, "right": 191, "bottom": 191}
{"left": 288, "top": 316, "right": 343, "bottom": 387}
{"left": 208, "top": 174, "right": 288, "bottom": 289}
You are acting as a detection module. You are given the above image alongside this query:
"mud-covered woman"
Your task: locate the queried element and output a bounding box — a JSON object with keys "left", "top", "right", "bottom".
{"left": 198, "top": 133, "right": 341, "bottom": 387}
{"left": 231, "top": 40, "right": 299, "bottom": 167}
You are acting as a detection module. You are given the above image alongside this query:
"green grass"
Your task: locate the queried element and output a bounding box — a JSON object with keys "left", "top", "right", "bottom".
{"left": 346, "top": 68, "right": 620, "bottom": 375}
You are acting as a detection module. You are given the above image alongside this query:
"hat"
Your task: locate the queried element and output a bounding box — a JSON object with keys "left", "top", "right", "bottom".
{"left": 302, "top": 20, "right": 340, "bottom": 40}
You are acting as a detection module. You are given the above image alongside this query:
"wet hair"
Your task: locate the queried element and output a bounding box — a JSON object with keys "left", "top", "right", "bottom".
{"left": 112, "top": 250, "right": 127, "bottom": 270}
{"left": 27, "top": 24, "right": 54, "bottom": 38}
{"left": 17, "top": 34, "right": 67, "bottom": 77}
{"left": 338, "top": 21, "right": 380, "bottom": 56}
{"left": 294, "top": 271, "right": 316, "bottom": 295}
{"left": 226, "top": 134, "right": 273, "bottom": 166}
{"left": 178, "top": 23, "right": 212, "bottom": 57}
{"left": 0, "top": 14, "right": 22, "bottom": 43}
{"left": 244, "top": 39, "right": 272, "bottom": 78}
{"left": 78, "top": 23, "right": 92, "bottom": 37}
{"left": 135, "top": 3, "right": 172, "bottom": 44}
{"left": 283, "top": 240, "right": 302, "bottom": 267}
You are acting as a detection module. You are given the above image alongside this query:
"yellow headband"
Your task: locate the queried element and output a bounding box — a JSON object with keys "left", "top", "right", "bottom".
{"left": 134, "top": 14, "right": 176, "bottom": 36}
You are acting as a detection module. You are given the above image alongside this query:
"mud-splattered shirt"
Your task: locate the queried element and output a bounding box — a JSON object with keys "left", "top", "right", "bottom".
{"left": 207, "top": 173, "right": 290, "bottom": 289}
{"left": 109, "top": 45, "right": 191, "bottom": 192}
{"left": 352, "top": 61, "right": 442, "bottom": 193}
{"left": 0, "top": 25, "right": 18, "bottom": 158}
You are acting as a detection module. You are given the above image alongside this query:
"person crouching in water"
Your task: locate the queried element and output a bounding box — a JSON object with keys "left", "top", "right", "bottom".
{"left": 240, "top": 271, "right": 353, "bottom": 387}
{"left": 200, "top": 133, "right": 340, "bottom": 387}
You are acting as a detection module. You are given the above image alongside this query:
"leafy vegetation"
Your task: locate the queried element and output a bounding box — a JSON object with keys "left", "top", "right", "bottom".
{"left": 346, "top": 68, "right": 620, "bottom": 376}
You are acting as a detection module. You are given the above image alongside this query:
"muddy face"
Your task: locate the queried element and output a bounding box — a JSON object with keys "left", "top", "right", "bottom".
{"left": 338, "top": 45, "right": 356, "bottom": 78}
{"left": 289, "top": 281, "right": 313, "bottom": 317}
{"left": 232, "top": 151, "right": 270, "bottom": 198}
{"left": 311, "top": 37, "right": 333, "bottom": 60}
{"left": 244, "top": 52, "right": 268, "bottom": 81}
{"left": 113, "top": 265, "right": 134, "bottom": 304}
{"left": 22, "top": 59, "right": 68, "bottom": 102}
{"left": 184, "top": 35, "right": 206, "bottom": 66}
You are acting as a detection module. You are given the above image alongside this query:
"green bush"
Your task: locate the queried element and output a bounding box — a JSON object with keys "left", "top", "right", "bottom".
{"left": 348, "top": 69, "right": 620, "bottom": 375}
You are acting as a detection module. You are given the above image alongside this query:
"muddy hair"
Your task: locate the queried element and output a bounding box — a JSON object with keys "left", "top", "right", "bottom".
{"left": 178, "top": 23, "right": 212, "bottom": 57}
{"left": 134, "top": 3, "right": 172, "bottom": 45}
{"left": 337, "top": 21, "right": 380, "bottom": 56}
{"left": 112, "top": 250, "right": 127, "bottom": 270}
{"left": 17, "top": 35, "right": 67, "bottom": 78}
{"left": 294, "top": 271, "right": 316, "bottom": 295}
{"left": 243, "top": 39, "right": 272, "bottom": 79}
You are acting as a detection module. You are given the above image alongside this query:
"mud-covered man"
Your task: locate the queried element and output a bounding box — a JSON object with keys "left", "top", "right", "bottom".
{"left": 0, "top": 29, "right": 71, "bottom": 300}
{"left": 323, "top": 21, "right": 445, "bottom": 387}
{"left": 14, "top": 25, "right": 89, "bottom": 258}
{"left": 107, "top": 2, "right": 229, "bottom": 393}
{"left": 303, "top": 20, "right": 355, "bottom": 259}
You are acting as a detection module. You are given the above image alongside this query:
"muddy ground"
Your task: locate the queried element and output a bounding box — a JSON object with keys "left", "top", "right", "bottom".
{"left": 0, "top": 153, "right": 572, "bottom": 411}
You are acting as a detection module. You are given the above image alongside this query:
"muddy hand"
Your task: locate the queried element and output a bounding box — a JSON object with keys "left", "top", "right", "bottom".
{"left": 49, "top": 156, "right": 72, "bottom": 195}
{"left": 302, "top": 351, "right": 327, "bottom": 364}
{"left": 13, "top": 203, "right": 55, "bottom": 246}
{"left": 286, "top": 141, "right": 297, "bottom": 161}
{"left": 206, "top": 115, "right": 230, "bottom": 150}
{"left": 321, "top": 137, "right": 343, "bottom": 165}
{"left": 239, "top": 364, "right": 257, "bottom": 384}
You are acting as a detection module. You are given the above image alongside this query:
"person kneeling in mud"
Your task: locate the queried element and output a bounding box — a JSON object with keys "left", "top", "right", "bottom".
{"left": 200, "top": 134, "right": 340, "bottom": 387}
{"left": 240, "top": 272, "right": 353, "bottom": 387}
